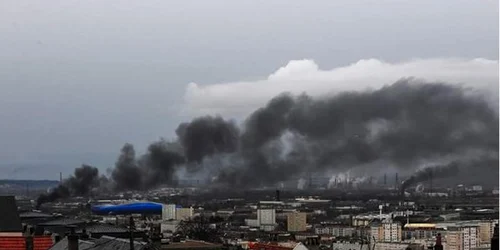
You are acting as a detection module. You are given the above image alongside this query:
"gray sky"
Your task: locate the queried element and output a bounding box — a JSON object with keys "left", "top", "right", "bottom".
{"left": 0, "top": 0, "right": 498, "bottom": 179}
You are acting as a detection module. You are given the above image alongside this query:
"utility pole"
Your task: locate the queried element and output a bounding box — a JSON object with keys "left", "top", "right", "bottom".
{"left": 129, "top": 216, "right": 135, "bottom": 250}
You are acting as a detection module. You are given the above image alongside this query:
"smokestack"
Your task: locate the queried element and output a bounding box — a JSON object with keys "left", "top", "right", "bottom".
{"left": 67, "top": 227, "right": 79, "bottom": 250}
{"left": 60, "top": 172, "right": 62, "bottom": 184}
{"left": 275, "top": 190, "right": 280, "bottom": 202}
{"left": 492, "top": 224, "right": 498, "bottom": 250}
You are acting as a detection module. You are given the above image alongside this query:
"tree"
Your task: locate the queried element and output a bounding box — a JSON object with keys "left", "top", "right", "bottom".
{"left": 176, "top": 216, "right": 221, "bottom": 243}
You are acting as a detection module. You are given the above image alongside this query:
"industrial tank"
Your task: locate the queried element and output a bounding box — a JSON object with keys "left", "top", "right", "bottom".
{"left": 91, "top": 202, "right": 163, "bottom": 215}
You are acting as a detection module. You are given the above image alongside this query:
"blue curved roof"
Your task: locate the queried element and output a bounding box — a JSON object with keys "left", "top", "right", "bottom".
{"left": 91, "top": 202, "right": 163, "bottom": 215}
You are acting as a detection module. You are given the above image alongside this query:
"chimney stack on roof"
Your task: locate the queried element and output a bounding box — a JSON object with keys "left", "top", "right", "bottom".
{"left": 67, "top": 226, "right": 79, "bottom": 250}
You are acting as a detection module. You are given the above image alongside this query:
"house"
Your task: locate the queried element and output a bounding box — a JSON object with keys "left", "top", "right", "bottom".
{"left": 0, "top": 196, "right": 54, "bottom": 250}
{"left": 248, "top": 241, "right": 309, "bottom": 250}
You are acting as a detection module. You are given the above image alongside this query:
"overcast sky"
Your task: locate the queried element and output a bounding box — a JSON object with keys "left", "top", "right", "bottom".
{"left": 0, "top": 0, "right": 498, "bottom": 179}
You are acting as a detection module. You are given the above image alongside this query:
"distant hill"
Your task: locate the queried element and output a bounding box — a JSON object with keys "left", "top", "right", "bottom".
{"left": 0, "top": 179, "right": 59, "bottom": 189}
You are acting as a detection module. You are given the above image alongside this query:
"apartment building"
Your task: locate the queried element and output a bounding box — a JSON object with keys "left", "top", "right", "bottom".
{"left": 175, "top": 207, "right": 194, "bottom": 221}
{"left": 287, "top": 212, "right": 307, "bottom": 232}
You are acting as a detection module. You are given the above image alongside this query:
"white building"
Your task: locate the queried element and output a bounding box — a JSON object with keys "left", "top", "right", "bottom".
{"left": 257, "top": 209, "right": 276, "bottom": 231}
{"left": 258, "top": 209, "right": 276, "bottom": 225}
{"left": 382, "top": 222, "right": 402, "bottom": 243}
{"left": 162, "top": 204, "right": 176, "bottom": 221}
{"left": 462, "top": 226, "right": 478, "bottom": 250}
{"left": 176, "top": 207, "right": 194, "bottom": 221}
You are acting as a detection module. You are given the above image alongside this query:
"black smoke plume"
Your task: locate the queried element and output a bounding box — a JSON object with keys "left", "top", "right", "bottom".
{"left": 214, "top": 80, "right": 498, "bottom": 187}
{"left": 39, "top": 79, "right": 499, "bottom": 194}
{"left": 176, "top": 116, "right": 239, "bottom": 164}
{"left": 36, "top": 164, "right": 99, "bottom": 208}
{"left": 111, "top": 143, "right": 142, "bottom": 190}
{"left": 401, "top": 161, "right": 460, "bottom": 193}
{"left": 110, "top": 140, "right": 185, "bottom": 190}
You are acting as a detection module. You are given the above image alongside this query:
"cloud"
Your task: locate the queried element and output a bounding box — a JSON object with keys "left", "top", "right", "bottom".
{"left": 183, "top": 58, "right": 498, "bottom": 118}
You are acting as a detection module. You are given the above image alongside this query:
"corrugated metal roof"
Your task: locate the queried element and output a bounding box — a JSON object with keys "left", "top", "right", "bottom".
{"left": 39, "top": 218, "right": 85, "bottom": 226}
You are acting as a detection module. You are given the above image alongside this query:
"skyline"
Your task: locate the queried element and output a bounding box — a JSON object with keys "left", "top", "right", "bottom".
{"left": 0, "top": 0, "right": 498, "bottom": 179}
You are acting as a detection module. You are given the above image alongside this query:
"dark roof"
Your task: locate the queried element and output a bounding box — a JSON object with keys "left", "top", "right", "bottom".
{"left": 164, "top": 240, "right": 223, "bottom": 249}
{"left": 77, "top": 224, "right": 128, "bottom": 234}
{"left": 49, "top": 236, "right": 153, "bottom": 250}
{"left": 38, "top": 218, "right": 86, "bottom": 227}
{"left": 49, "top": 237, "right": 94, "bottom": 250}
{"left": 0, "top": 196, "right": 23, "bottom": 232}
{"left": 19, "top": 211, "right": 54, "bottom": 219}
{"left": 90, "top": 236, "right": 150, "bottom": 250}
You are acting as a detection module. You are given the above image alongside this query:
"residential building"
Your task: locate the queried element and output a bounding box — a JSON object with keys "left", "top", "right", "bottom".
{"left": 258, "top": 209, "right": 277, "bottom": 232}
{"left": 462, "top": 226, "right": 478, "bottom": 250}
{"left": 446, "top": 230, "right": 463, "bottom": 250}
{"left": 370, "top": 221, "right": 402, "bottom": 243}
{"left": 287, "top": 212, "right": 307, "bottom": 232}
{"left": 370, "top": 223, "right": 384, "bottom": 242}
{"left": 0, "top": 196, "right": 54, "bottom": 250}
{"left": 478, "top": 220, "right": 497, "bottom": 246}
{"left": 258, "top": 209, "right": 276, "bottom": 226}
{"left": 162, "top": 204, "right": 177, "bottom": 221}
{"left": 175, "top": 207, "right": 194, "bottom": 221}
{"left": 382, "top": 222, "right": 402, "bottom": 243}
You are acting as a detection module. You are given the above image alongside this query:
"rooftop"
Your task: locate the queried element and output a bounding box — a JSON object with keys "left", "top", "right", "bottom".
{"left": 163, "top": 240, "right": 223, "bottom": 249}
{"left": 0, "top": 196, "right": 23, "bottom": 232}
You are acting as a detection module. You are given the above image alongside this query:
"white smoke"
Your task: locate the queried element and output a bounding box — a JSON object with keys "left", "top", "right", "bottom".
{"left": 183, "top": 58, "right": 498, "bottom": 118}
{"left": 297, "top": 178, "right": 306, "bottom": 190}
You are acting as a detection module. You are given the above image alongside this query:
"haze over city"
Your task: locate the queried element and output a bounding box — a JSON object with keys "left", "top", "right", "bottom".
{"left": 0, "top": 0, "right": 498, "bottom": 181}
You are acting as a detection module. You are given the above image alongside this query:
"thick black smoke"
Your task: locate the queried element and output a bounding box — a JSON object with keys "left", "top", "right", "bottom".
{"left": 401, "top": 161, "right": 460, "bottom": 193}
{"left": 176, "top": 116, "right": 239, "bottom": 164}
{"left": 110, "top": 140, "right": 186, "bottom": 190}
{"left": 141, "top": 140, "right": 185, "bottom": 188}
{"left": 214, "top": 80, "right": 498, "bottom": 187}
{"left": 36, "top": 164, "right": 99, "bottom": 208}
{"left": 39, "top": 79, "right": 499, "bottom": 194}
{"left": 111, "top": 143, "right": 142, "bottom": 190}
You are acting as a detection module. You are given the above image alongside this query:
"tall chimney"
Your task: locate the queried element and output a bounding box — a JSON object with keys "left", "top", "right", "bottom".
{"left": 492, "top": 223, "right": 499, "bottom": 250}
{"left": 60, "top": 172, "right": 63, "bottom": 184}
{"left": 67, "top": 227, "right": 79, "bottom": 250}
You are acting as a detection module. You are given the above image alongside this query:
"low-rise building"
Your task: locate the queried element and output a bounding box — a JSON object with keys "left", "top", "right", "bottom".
{"left": 287, "top": 212, "right": 307, "bottom": 232}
